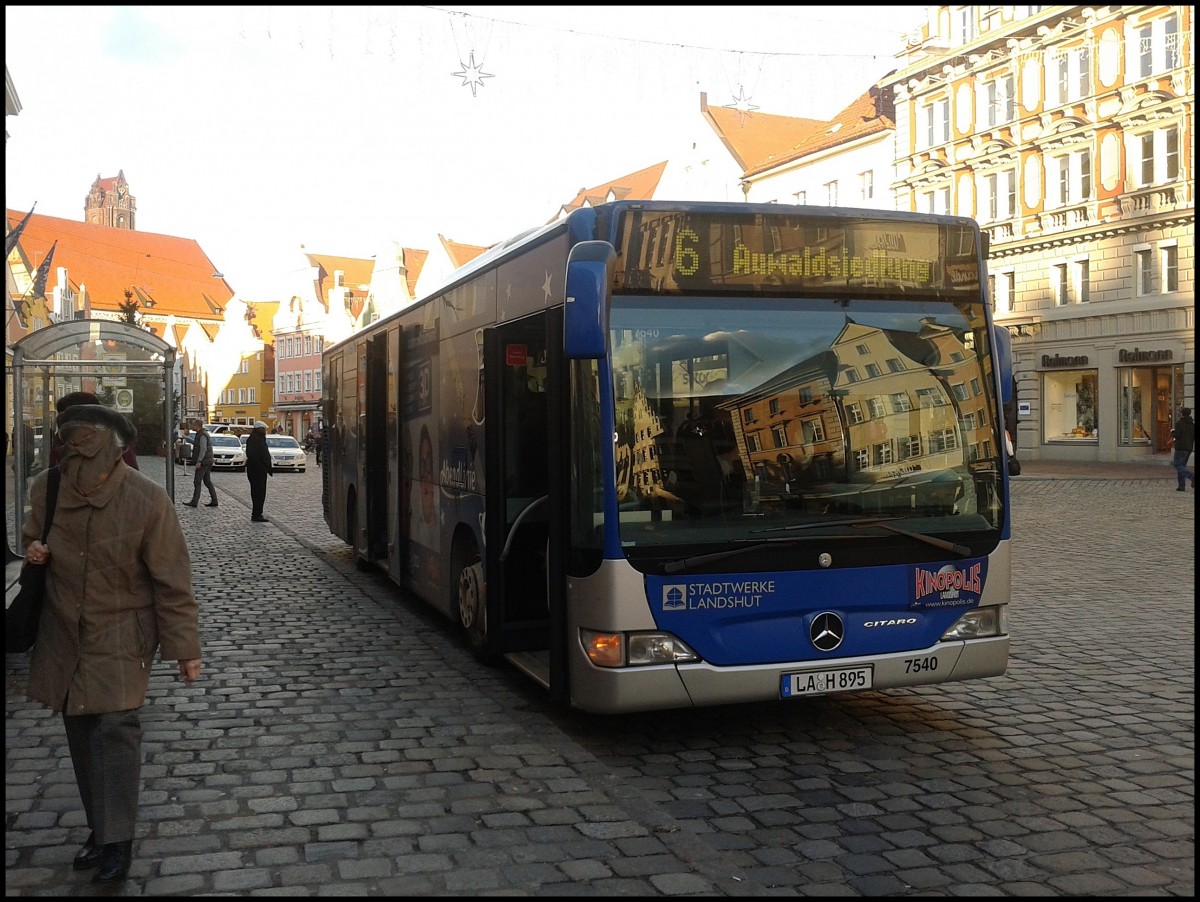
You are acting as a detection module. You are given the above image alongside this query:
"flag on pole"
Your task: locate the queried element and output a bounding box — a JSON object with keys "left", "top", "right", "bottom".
{"left": 30, "top": 240, "right": 57, "bottom": 299}
{"left": 5, "top": 203, "right": 37, "bottom": 255}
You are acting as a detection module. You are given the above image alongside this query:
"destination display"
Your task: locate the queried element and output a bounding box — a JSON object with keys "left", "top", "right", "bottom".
{"left": 614, "top": 209, "right": 980, "bottom": 298}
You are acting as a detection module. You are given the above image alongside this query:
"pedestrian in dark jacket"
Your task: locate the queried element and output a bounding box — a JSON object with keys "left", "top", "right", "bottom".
{"left": 245, "top": 421, "right": 274, "bottom": 521}
{"left": 183, "top": 418, "right": 218, "bottom": 507}
{"left": 1171, "top": 406, "right": 1194, "bottom": 491}
{"left": 22, "top": 404, "right": 201, "bottom": 884}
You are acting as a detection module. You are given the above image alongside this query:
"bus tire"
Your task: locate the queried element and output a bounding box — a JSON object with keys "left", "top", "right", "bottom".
{"left": 455, "top": 542, "right": 489, "bottom": 661}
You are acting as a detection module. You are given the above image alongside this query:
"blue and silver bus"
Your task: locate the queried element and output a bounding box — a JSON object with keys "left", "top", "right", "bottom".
{"left": 323, "top": 201, "right": 1014, "bottom": 713}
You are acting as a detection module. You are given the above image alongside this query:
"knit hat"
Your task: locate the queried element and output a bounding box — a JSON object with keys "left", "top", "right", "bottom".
{"left": 56, "top": 390, "right": 101, "bottom": 412}
{"left": 56, "top": 404, "right": 137, "bottom": 446}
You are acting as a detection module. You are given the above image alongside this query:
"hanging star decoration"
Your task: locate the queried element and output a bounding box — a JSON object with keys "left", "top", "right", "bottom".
{"left": 452, "top": 51, "right": 494, "bottom": 97}
{"left": 726, "top": 86, "right": 759, "bottom": 127}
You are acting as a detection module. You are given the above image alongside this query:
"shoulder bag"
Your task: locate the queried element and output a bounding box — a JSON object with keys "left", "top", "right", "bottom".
{"left": 5, "top": 467, "right": 61, "bottom": 654}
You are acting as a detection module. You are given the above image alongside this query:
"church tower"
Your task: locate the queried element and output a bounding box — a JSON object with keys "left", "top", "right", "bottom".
{"left": 84, "top": 170, "right": 136, "bottom": 229}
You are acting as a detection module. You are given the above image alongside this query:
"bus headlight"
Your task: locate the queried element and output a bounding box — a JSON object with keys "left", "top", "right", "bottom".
{"left": 581, "top": 629, "right": 700, "bottom": 667}
{"left": 941, "top": 606, "right": 1003, "bottom": 640}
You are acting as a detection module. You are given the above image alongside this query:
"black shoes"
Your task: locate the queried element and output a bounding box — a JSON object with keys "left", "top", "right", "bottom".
{"left": 205, "top": 501, "right": 219, "bottom": 507}
{"left": 182, "top": 501, "right": 198, "bottom": 507}
{"left": 91, "top": 840, "right": 132, "bottom": 884}
{"left": 252, "top": 516, "right": 269, "bottom": 522}
{"left": 72, "top": 832, "right": 101, "bottom": 870}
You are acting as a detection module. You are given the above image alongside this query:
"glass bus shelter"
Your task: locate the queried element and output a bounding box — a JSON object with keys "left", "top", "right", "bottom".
{"left": 8, "top": 320, "right": 177, "bottom": 555}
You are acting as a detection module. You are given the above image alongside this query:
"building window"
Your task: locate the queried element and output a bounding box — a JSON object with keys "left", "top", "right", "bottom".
{"left": 824, "top": 180, "right": 838, "bottom": 206}
{"left": 1053, "top": 262, "right": 1069, "bottom": 305}
{"left": 869, "top": 397, "right": 887, "bottom": 418}
{"left": 853, "top": 448, "right": 870, "bottom": 471}
{"left": 983, "top": 169, "right": 1016, "bottom": 220}
{"left": 865, "top": 362, "right": 882, "bottom": 378}
{"left": 1049, "top": 45, "right": 1090, "bottom": 105}
{"left": 928, "top": 428, "right": 958, "bottom": 453}
{"left": 1135, "top": 126, "right": 1180, "bottom": 187}
{"left": 846, "top": 403, "right": 864, "bottom": 424}
{"left": 305, "top": 335, "right": 313, "bottom": 356}
{"left": 793, "top": 190, "right": 807, "bottom": 205}
{"left": 1134, "top": 14, "right": 1180, "bottom": 78}
{"left": 873, "top": 441, "right": 894, "bottom": 467}
{"left": 859, "top": 170, "right": 874, "bottom": 201}
{"left": 801, "top": 417, "right": 825, "bottom": 443}
{"left": 1135, "top": 248, "right": 1153, "bottom": 296}
{"left": 997, "top": 270, "right": 1016, "bottom": 313}
{"left": 956, "top": 6, "right": 976, "bottom": 43}
{"left": 922, "top": 97, "right": 950, "bottom": 147}
{"left": 1052, "top": 150, "right": 1091, "bottom": 207}
{"left": 900, "top": 435, "right": 922, "bottom": 459}
{"left": 890, "top": 392, "right": 912, "bottom": 413}
{"left": 1043, "top": 369, "right": 1097, "bottom": 440}
{"left": 1161, "top": 244, "right": 1178, "bottom": 292}
{"left": 917, "top": 387, "right": 947, "bottom": 408}
{"left": 248, "top": 388, "right": 256, "bottom": 403}
{"left": 1074, "top": 258, "right": 1090, "bottom": 303}
{"left": 981, "top": 74, "right": 1014, "bottom": 127}
{"left": 771, "top": 424, "right": 788, "bottom": 448}
{"left": 305, "top": 371, "right": 313, "bottom": 392}
{"left": 769, "top": 398, "right": 781, "bottom": 416}
{"left": 921, "top": 186, "right": 951, "bottom": 215}
{"left": 886, "top": 358, "right": 905, "bottom": 373}
{"left": 747, "top": 433, "right": 761, "bottom": 453}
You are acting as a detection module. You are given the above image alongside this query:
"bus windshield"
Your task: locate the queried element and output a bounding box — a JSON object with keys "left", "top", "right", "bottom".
{"left": 608, "top": 295, "right": 1004, "bottom": 550}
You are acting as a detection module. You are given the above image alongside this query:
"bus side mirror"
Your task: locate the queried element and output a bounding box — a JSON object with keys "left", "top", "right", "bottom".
{"left": 992, "top": 324, "right": 1013, "bottom": 405}
{"left": 564, "top": 241, "right": 615, "bottom": 360}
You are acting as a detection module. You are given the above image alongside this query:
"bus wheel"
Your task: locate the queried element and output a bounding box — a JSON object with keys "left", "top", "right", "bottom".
{"left": 457, "top": 549, "right": 487, "bottom": 658}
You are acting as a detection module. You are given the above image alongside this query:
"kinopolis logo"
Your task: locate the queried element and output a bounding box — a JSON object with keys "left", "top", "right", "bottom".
{"left": 914, "top": 561, "right": 983, "bottom": 608}
{"left": 662, "top": 584, "right": 687, "bottom": 611}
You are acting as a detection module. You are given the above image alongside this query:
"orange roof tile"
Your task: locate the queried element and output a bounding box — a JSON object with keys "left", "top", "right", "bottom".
{"left": 743, "top": 86, "right": 896, "bottom": 177}
{"left": 554, "top": 161, "right": 668, "bottom": 219}
{"left": 6, "top": 209, "right": 231, "bottom": 323}
{"left": 701, "top": 93, "right": 825, "bottom": 175}
{"left": 401, "top": 247, "right": 429, "bottom": 299}
{"left": 438, "top": 236, "right": 489, "bottom": 269}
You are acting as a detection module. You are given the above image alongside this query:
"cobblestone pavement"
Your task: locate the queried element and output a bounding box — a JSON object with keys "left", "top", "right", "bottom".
{"left": 5, "top": 455, "right": 1194, "bottom": 896}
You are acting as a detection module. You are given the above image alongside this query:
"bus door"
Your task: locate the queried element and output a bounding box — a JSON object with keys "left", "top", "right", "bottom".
{"left": 363, "top": 331, "right": 389, "bottom": 561}
{"left": 483, "top": 310, "right": 567, "bottom": 696}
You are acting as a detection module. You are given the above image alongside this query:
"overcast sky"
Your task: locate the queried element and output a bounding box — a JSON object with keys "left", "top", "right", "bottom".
{"left": 5, "top": 5, "right": 928, "bottom": 300}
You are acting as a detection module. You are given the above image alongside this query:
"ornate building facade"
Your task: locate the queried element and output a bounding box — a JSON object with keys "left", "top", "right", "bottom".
{"left": 883, "top": 5, "right": 1193, "bottom": 463}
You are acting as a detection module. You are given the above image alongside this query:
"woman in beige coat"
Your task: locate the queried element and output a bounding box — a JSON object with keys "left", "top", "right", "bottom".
{"left": 21, "top": 404, "right": 202, "bottom": 884}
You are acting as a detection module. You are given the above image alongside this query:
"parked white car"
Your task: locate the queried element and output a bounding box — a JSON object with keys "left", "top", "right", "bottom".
{"left": 265, "top": 434, "right": 306, "bottom": 472}
{"left": 209, "top": 433, "right": 247, "bottom": 471}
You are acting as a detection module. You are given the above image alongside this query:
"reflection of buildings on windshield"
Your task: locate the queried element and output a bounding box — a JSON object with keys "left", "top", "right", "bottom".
{"left": 613, "top": 316, "right": 997, "bottom": 519}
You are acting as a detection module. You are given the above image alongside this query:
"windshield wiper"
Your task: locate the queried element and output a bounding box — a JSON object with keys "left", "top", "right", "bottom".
{"left": 755, "top": 516, "right": 971, "bottom": 557}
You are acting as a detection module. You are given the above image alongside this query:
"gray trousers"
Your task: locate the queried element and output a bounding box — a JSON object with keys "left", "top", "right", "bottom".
{"left": 63, "top": 709, "right": 142, "bottom": 845}
{"left": 189, "top": 460, "right": 217, "bottom": 504}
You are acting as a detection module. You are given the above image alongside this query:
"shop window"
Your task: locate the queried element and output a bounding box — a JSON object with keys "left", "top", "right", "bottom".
{"left": 1118, "top": 368, "right": 1155, "bottom": 445}
{"left": 1042, "top": 369, "right": 1097, "bottom": 441}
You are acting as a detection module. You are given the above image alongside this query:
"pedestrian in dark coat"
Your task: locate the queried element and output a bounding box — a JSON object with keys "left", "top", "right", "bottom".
{"left": 21, "top": 404, "right": 201, "bottom": 884}
{"left": 1171, "top": 406, "right": 1194, "bottom": 491}
{"left": 245, "top": 421, "right": 274, "bottom": 522}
